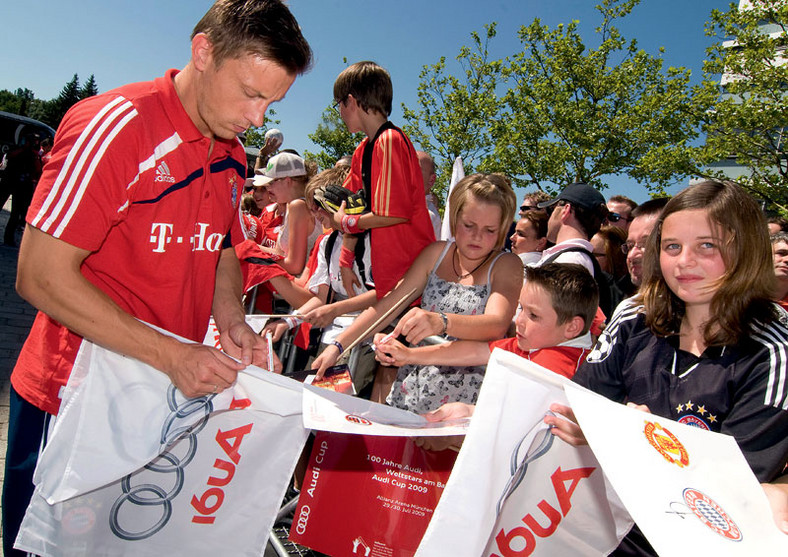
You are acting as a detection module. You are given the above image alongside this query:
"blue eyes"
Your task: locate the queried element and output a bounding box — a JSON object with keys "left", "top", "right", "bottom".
{"left": 661, "top": 242, "right": 717, "bottom": 254}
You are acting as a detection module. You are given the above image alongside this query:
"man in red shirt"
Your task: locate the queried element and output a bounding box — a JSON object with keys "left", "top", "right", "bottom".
{"left": 3, "top": 2, "right": 312, "bottom": 555}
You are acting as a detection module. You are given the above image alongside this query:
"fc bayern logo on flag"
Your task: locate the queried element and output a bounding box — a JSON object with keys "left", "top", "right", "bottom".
{"left": 683, "top": 488, "right": 743, "bottom": 541}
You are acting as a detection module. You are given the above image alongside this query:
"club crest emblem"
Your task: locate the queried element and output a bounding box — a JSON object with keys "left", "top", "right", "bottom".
{"left": 229, "top": 174, "right": 239, "bottom": 208}
{"left": 345, "top": 415, "right": 372, "bottom": 426}
{"left": 683, "top": 488, "right": 742, "bottom": 541}
{"left": 644, "top": 421, "right": 689, "bottom": 467}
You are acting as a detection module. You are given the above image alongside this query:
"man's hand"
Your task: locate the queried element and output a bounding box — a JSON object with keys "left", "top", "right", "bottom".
{"left": 261, "top": 319, "right": 291, "bottom": 343}
{"left": 340, "top": 266, "right": 361, "bottom": 298}
{"left": 165, "top": 342, "right": 244, "bottom": 398}
{"left": 544, "top": 403, "right": 588, "bottom": 446}
{"left": 762, "top": 479, "right": 788, "bottom": 534}
{"left": 218, "top": 321, "right": 268, "bottom": 367}
{"left": 414, "top": 402, "right": 474, "bottom": 452}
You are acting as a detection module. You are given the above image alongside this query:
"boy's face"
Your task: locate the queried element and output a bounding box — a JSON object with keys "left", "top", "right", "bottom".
{"left": 337, "top": 95, "right": 362, "bottom": 134}
{"left": 515, "top": 282, "right": 574, "bottom": 352}
{"left": 310, "top": 204, "right": 335, "bottom": 230}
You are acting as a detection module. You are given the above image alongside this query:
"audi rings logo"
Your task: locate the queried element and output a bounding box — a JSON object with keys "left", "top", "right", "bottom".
{"left": 296, "top": 505, "right": 311, "bottom": 535}
{"left": 109, "top": 385, "right": 215, "bottom": 541}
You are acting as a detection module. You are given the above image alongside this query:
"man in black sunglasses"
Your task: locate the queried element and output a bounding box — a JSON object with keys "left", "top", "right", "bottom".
{"left": 518, "top": 191, "right": 551, "bottom": 218}
{"left": 605, "top": 194, "right": 637, "bottom": 231}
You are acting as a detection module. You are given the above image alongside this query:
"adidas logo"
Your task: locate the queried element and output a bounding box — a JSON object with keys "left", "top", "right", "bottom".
{"left": 155, "top": 161, "right": 176, "bottom": 184}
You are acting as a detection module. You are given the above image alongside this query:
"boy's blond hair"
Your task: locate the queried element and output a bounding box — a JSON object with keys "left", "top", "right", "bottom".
{"left": 525, "top": 263, "right": 598, "bottom": 335}
{"left": 333, "top": 61, "right": 392, "bottom": 117}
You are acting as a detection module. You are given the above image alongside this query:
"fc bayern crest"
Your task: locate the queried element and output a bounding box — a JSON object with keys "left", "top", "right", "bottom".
{"left": 643, "top": 421, "right": 690, "bottom": 468}
{"left": 230, "top": 174, "right": 239, "bottom": 208}
{"left": 683, "top": 488, "right": 743, "bottom": 541}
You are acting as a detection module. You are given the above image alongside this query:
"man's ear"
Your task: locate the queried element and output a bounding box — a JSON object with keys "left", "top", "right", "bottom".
{"left": 560, "top": 203, "right": 573, "bottom": 223}
{"left": 563, "top": 315, "right": 585, "bottom": 340}
{"left": 191, "top": 33, "right": 214, "bottom": 72}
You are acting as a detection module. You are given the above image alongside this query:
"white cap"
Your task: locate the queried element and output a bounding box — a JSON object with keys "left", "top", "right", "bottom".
{"left": 255, "top": 152, "right": 306, "bottom": 185}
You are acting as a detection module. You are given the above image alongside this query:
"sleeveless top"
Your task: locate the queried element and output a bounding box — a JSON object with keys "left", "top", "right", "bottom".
{"left": 277, "top": 199, "right": 321, "bottom": 262}
{"left": 387, "top": 241, "right": 505, "bottom": 413}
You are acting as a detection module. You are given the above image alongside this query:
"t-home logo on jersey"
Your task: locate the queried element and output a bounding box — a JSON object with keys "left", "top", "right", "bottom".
{"left": 149, "top": 222, "right": 224, "bottom": 253}
{"left": 155, "top": 161, "right": 176, "bottom": 184}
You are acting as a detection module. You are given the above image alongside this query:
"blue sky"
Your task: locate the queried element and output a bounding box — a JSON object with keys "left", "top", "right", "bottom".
{"left": 0, "top": 0, "right": 725, "bottom": 202}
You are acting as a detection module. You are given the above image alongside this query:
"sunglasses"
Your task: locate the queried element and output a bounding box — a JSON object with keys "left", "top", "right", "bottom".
{"left": 606, "top": 212, "right": 632, "bottom": 223}
{"left": 520, "top": 205, "right": 539, "bottom": 212}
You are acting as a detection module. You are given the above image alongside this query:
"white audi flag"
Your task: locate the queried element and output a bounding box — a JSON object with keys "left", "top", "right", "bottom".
{"left": 16, "top": 334, "right": 308, "bottom": 556}
{"left": 416, "top": 349, "right": 632, "bottom": 556}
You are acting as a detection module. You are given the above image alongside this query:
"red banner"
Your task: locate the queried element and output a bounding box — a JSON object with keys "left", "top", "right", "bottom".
{"left": 290, "top": 432, "right": 457, "bottom": 557}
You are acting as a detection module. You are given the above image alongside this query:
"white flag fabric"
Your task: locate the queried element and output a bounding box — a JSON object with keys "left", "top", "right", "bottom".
{"left": 16, "top": 338, "right": 308, "bottom": 556}
{"left": 416, "top": 349, "right": 632, "bottom": 556}
{"left": 566, "top": 383, "right": 788, "bottom": 555}
{"left": 302, "top": 382, "right": 470, "bottom": 436}
{"left": 440, "top": 156, "right": 464, "bottom": 241}
{"left": 35, "top": 337, "right": 298, "bottom": 504}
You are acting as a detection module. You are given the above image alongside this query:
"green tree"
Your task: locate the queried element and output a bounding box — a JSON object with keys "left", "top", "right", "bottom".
{"left": 495, "top": 0, "right": 712, "bottom": 193}
{"left": 698, "top": 0, "right": 788, "bottom": 212}
{"left": 303, "top": 105, "right": 364, "bottom": 169}
{"left": 402, "top": 0, "right": 712, "bottom": 196}
{"left": 0, "top": 89, "right": 23, "bottom": 114}
{"left": 402, "top": 23, "right": 503, "bottom": 196}
{"left": 79, "top": 74, "right": 99, "bottom": 100}
{"left": 0, "top": 88, "right": 36, "bottom": 116}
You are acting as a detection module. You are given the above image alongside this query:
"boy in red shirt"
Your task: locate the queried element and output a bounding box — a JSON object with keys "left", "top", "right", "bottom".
{"left": 374, "top": 263, "right": 598, "bottom": 380}
{"left": 329, "top": 61, "right": 435, "bottom": 299}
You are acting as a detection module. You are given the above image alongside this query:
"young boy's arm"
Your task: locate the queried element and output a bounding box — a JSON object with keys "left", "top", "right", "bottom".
{"left": 373, "top": 336, "right": 492, "bottom": 368}
{"left": 332, "top": 201, "right": 407, "bottom": 231}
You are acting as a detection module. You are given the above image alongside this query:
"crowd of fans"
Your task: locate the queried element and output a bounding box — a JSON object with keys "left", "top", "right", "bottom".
{"left": 2, "top": 1, "right": 787, "bottom": 554}
{"left": 223, "top": 56, "right": 788, "bottom": 552}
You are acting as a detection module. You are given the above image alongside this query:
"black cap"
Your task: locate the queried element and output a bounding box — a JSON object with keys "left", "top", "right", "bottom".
{"left": 538, "top": 183, "right": 606, "bottom": 211}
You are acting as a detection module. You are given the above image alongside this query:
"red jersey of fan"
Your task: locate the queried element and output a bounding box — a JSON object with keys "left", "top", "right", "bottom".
{"left": 488, "top": 337, "right": 590, "bottom": 379}
{"left": 13, "top": 69, "right": 247, "bottom": 415}
{"left": 344, "top": 122, "right": 434, "bottom": 298}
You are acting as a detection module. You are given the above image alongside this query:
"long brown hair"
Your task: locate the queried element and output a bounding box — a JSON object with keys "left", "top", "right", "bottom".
{"left": 639, "top": 180, "right": 776, "bottom": 345}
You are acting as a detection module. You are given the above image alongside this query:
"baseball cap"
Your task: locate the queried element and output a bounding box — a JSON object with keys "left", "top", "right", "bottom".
{"left": 538, "top": 183, "right": 606, "bottom": 211}
{"left": 253, "top": 152, "right": 306, "bottom": 187}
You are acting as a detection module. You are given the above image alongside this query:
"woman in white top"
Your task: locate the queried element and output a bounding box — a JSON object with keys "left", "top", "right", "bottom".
{"left": 254, "top": 152, "right": 319, "bottom": 276}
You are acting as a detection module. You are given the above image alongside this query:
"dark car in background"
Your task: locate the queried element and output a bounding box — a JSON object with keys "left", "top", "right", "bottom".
{"left": 0, "top": 111, "right": 56, "bottom": 160}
